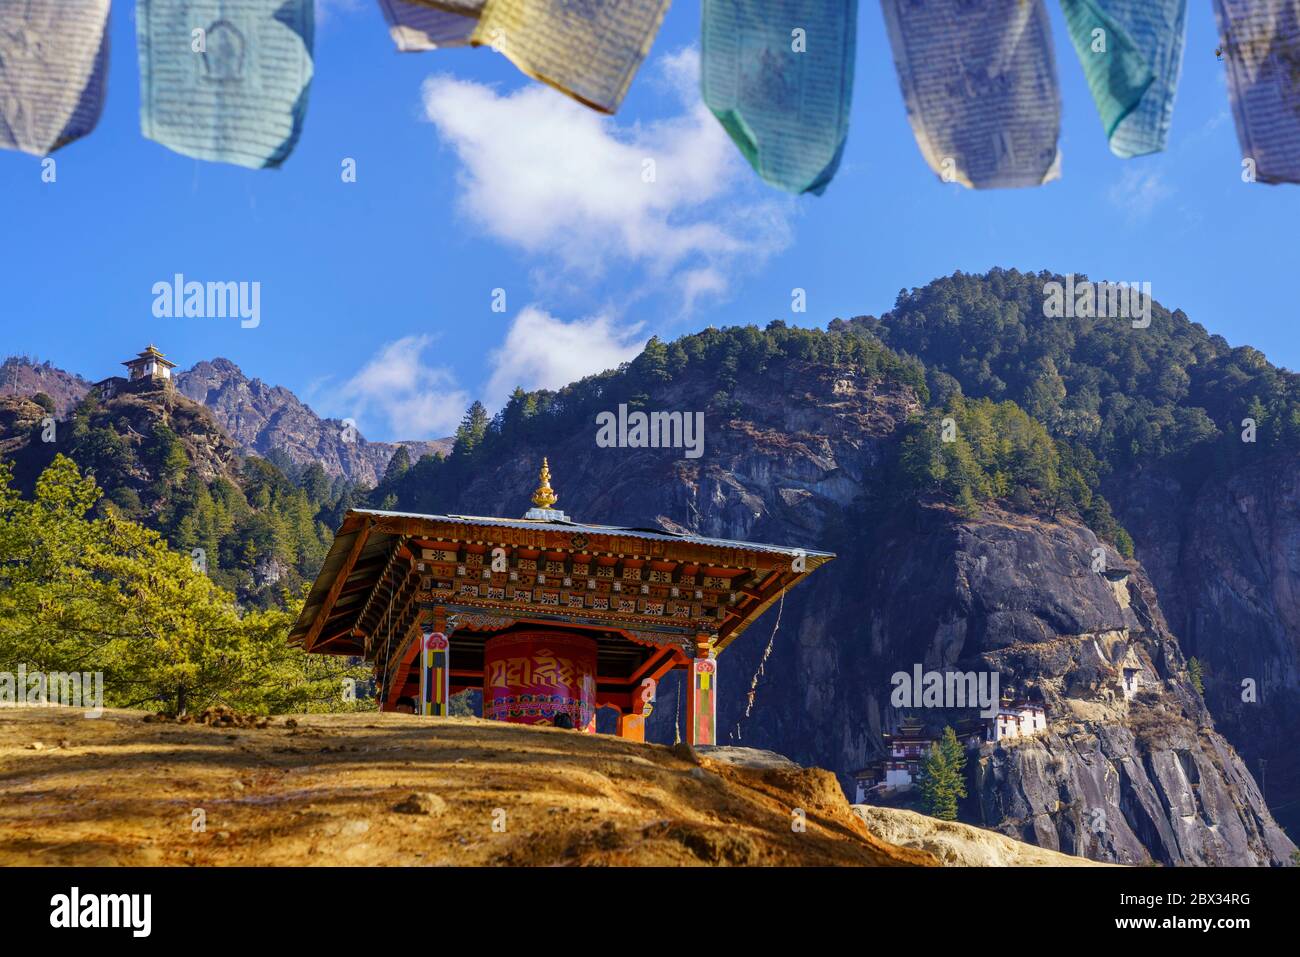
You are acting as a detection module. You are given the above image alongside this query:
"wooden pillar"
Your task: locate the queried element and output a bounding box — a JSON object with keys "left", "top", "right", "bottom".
{"left": 684, "top": 638, "right": 717, "bottom": 747}
{"left": 418, "top": 609, "right": 451, "bottom": 717}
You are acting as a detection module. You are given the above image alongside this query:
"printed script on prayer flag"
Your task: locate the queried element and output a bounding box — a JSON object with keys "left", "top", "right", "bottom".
{"left": 471, "top": 0, "right": 671, "bottom": 114}
{"left": 701, "top": 0, "right": 857, "bottom": 196}
{"left": 1215, "top": 0, "right": 1300, "bottom": 184}
{"left": 880, "top": 0, "right": 1062, "bottom": 189}
{"left": 1061, "top": 0, "right": 1187, "bottom": 159}
{"left": 0, "top": 0, "right": 111, "bottom": 156}
{"left": 1059, "top": 0, "right": 1154, "bottom": 145}
{"left": 378, "top": 0, "right": 481, "bottom": 52}
{"left": 137, "top": 0, "right": 315, "bottom": 170}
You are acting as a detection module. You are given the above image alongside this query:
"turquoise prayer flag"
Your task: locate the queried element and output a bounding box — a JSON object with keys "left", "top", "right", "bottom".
{"left": 1214, "top": 0, "right": 1300, "bottom": 184}
{"left": 701, "top": 0, "right": 857, "bottom": 195}
{"left": 1061, "top": 0, "right": 1187, "bottom": 158}
{"left": 137, "top": 0, "right": 315, "bottom": 170}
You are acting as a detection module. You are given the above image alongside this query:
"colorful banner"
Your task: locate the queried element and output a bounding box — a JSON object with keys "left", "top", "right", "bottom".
{"left": 1215, "top": 0, "right": 1300, "bottom": 184}
{"left": 689, "top": 657, "right": 716, "bottom": 746}
{"left": 0, "top": 0, "right": 111, "bottom": 156}
{"left": 378, "top": 0, "right": 481, "bottom": 52}
{"left": 1061, "top": 0, "right": 1187, "bottom": 158}
{"left": 701, "top": 1, "right": 857, "bottom": 195}
{"left": 137, "top": 0, "right": 315, "bottom": 169}
{"left": 881, "top": 0, "right": 1061, "bottom": 189}
{"left": 418, "top": 629, "right": 451, "bottom": 716}
{"left": 471, "top": 0, "right": 670, "bottom": 113}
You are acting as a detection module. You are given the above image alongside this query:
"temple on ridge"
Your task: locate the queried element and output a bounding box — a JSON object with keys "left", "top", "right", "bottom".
{"left": 289, "top": 458, "right": 834, "bottom": 745}
{"left": 122, "top": 344, "right": 176, "bottom": 383}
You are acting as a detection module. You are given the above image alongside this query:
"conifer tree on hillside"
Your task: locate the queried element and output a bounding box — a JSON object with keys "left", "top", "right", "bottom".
{"left": 918, "top": 726, "right": 968, "bottom": 821}
{"left": 0, "top": 455, "right": 368, "bottom": 715}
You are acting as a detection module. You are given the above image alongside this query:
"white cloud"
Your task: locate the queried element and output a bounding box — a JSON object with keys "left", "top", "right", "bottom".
{"left": 1108, "top": 166, "right": 1174, "bottom": 224}
{"left": 315, "top": 0, "right": 364, "bottom": 24}
{"left": 421, "top": 48, "right": 793, "bottom": 311}
{"left": 485, "top": 307, "right": 646, "bottom": 408}
{"left": 333, "top": 335, "right": 470, "bottom": 439}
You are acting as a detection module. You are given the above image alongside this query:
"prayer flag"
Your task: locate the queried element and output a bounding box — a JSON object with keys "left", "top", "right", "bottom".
{"left": 137, "top": 0, "right": 315, "bottom": 169}
{"left": 1061, "top": 0, "right": 1187, "bottom": 158}
{"left": 1214, "top": 0, "right": 1300, "bottom": 184}
{"left": 0, "top": 0, "right": 111, "bottom": 156}
{"left": 471, "top": 0, "right": 670, "bottom": 113}
{"left": 701, "top": 0, "right": 857, "bottom": 195}
{"left": 378, "top": 0, "right": 480, "bottom": 52}
{"left": 881, "top": 0, "right": 1062, "bottom": 189}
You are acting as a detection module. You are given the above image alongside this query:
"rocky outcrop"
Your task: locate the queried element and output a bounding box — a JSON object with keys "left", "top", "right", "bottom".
{"left": 176, "top": 358, "right": 450, "bottom": 485}
{"left": 852, "top": 804, "right": 1111, "bottom": 866}
{"left": 0, "top": 396, "right": 50, "bottom": 460}
{"left": 0, "top": 357, "right": 90, "bottom": 417}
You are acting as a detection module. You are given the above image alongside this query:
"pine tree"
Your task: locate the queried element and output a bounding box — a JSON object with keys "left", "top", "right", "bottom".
{"left": 918, "top": 726, "right": 968, "bottom": 821}
{"left": 0, "top": 455, "right": 370, "bottom": 715}
{"left": 384, "top": 446, "right": 411, "bottom": 481}
{"left": 453, "top": 401, "right": 490, "bottom": 456}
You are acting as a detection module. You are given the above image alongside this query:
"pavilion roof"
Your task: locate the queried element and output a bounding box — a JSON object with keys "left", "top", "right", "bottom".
{"left": 288, "top": 507, "right": 834, "bottom": 657}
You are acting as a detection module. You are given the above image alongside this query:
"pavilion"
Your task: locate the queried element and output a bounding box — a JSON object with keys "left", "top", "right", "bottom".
{"left": 288, "top": 459, "right": 834, "bottom": 745}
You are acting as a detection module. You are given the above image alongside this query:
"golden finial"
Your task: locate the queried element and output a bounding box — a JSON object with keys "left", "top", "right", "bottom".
{"left": 531, "top": 457, "right": 558, "bottom": 509}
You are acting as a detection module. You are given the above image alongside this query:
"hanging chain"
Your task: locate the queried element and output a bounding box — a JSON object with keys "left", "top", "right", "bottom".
{"left": 730, "top": 588, "right": 785, "bottom": 743}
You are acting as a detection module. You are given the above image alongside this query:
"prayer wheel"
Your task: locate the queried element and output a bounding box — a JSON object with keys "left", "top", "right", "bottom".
{"left": 482, "top": 630, "right": 597, "bottom": 732}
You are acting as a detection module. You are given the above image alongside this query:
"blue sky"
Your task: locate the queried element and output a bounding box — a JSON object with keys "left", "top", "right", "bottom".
{"left": 1, "top": 1, "right": 1295, "bottom": 442}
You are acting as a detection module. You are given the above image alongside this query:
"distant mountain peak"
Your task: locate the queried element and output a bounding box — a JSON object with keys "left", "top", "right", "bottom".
{"left": 172, "top": 356, "right": 450, "bottom": 485}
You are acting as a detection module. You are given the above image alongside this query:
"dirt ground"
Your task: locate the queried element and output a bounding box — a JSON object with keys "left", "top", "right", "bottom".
{"left": 0, "top": 707, "right": 935, "bottom": 867}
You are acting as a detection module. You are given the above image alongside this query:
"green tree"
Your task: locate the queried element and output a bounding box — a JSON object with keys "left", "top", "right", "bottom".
{"left": 384, "top": 446, "right": 411, "bottom": 481}
{"left": 1187, "top": 657, "right": 1205, "bottom": 696}
{"left": 143, "top": 424, "right": 189, "bottom": 485}
{"left": 0, "top": 455, "right": 368, "bottom": 715}
{"left": 917, "top": 726, "right": 968, "bottom": 821}
{"left": 452, "top": 401, "right": 490, "bottom": 456}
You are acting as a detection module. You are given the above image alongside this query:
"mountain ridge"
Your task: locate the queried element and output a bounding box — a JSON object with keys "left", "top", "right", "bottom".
{"left": 0, "top": 354, "right": 451, "bottom": 486}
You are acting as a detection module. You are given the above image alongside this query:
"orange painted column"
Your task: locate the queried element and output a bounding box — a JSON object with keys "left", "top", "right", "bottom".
{"left": 616, "top": 711, "right": 646, "bottom": 741}
{"left": 617, "top": 685, "right": 653, "bottom": 741}
{"left": 684, "top": 652, "right": 717, "bottom": 747}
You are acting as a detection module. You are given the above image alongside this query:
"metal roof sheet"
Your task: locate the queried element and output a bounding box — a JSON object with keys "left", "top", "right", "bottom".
{"left": 352, "top": 508, "right": 834, "bottom": 559}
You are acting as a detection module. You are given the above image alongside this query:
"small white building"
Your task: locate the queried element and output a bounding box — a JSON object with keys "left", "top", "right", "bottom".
{"left": 987, "top": 698, "right": 1047, "bottom": 742}
{"left": 1117, "top": 647, "right": 1147, "bottom": 700}
{"left": 122, "top": 344, "right": 176, "bottom": 382}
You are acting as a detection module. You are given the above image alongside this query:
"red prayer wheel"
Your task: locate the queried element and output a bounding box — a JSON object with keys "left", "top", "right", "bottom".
{"left": 483, "top": 630, "right": 598, "bottom": 732}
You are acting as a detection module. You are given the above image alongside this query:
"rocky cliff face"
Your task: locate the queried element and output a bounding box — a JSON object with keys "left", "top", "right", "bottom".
{"left": 413, "top": 357, "right": 1293, "bottom": 865}
{"left": 176, "top": 358, "right": 450, "bottom": 485}
{"left": 1106, "top": 451, "right": 1300, "bottom": 835}
{"left": 0, "top": 357, "right": 90, "bottom": 417}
